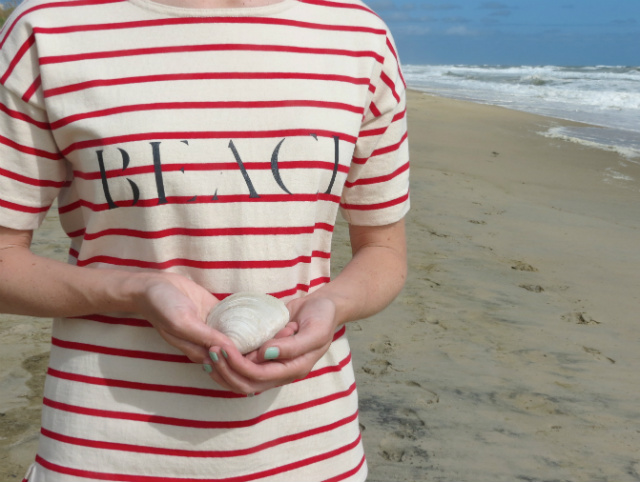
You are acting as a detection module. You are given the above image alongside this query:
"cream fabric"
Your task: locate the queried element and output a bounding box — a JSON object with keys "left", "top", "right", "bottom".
{"left": 0, "top": 0, "right": 409, "bottom": 480}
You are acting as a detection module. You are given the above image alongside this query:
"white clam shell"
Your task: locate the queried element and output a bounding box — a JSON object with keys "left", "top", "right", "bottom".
{"left": 206, "top": 292, "right": 289, "bottom": 354}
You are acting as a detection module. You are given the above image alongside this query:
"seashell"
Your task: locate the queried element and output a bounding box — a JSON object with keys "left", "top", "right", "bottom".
{"left": 206, "top": 292, "right": 290, "bottom": 354}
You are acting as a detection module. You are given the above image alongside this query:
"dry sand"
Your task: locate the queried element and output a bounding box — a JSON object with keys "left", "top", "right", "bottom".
{"left": 2, "top": 91, "right": 639, "bottom": 481}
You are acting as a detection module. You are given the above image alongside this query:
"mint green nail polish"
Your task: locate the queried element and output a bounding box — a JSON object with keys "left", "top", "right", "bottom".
{"left": 221, "top": 348, "right": 228, "bottom": 359}
{"left": 265, "top": 347, "right": 279, "bottom": 360}
{"left": 203, "top": 363, "right": 213, "bottom": 373}
{"left": 209, "top": 351, "right": 219, "bottom": 363}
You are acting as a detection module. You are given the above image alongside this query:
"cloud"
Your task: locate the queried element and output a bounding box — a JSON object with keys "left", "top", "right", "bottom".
{"left": 396, "top": 23, "right": 432, "bottom": 36}
{"left": 446, "top": 25, "right": 476, "bottom": 36}
{"left": 365, "top": 0, "right": 395, "bottom": 11}
{"left": 478, "top": 1, "right": 513, "bottom": 20}
{"left": 479, "top": 1, "right": 509, "bottom": 9}
{"left": 441, "top": 16, "right": 470, "bottom": 24}
{"left": 419, "top": 3, "right": 461, "bottom": 11}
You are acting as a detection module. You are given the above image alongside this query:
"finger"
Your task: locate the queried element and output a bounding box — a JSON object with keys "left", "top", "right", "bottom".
{"left": 222, "top": 342, "right": 314, "bottom": 387}
{"left": 257, "top": 320, "right": 332, "bottom": 362}
{"left": 209, "top": 345, "right": 263, "bottom": 395}
{"left": 162, "top": 316, "right": 234, "bottom": 354}
{"left": 202, "top": 351, "right": 236, "bottom": 392}
{"left": 273, "top": 321, "right": 299, "bottom": 339}
{"left": 161, "top": 331, "right": 210, "bottom": 364}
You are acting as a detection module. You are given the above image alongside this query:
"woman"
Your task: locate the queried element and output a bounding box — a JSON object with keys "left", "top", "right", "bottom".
{"left": 0, "top": 0, "right": 409, "bottom": 480}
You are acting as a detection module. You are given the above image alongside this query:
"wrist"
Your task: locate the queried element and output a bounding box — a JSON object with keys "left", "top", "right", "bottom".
{"left": 304, "top": 287, "right": 354, "bottom": 327}
{"left": 109, "top": 270, "right": 160, "bottom": 314}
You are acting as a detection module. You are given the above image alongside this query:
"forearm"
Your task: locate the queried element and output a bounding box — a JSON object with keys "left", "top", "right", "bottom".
{"left": 0, "top": 245, "right": 146, "bottom": 318}
{"left": 310, "top": 219, "right": 407, "bottom": 326}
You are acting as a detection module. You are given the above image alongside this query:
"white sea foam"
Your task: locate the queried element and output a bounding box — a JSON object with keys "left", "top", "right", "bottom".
{"left": 404, "top": 65, "right": 640, "bottom": 159}
{"left": 541, "top": 126, "right": 640, "bottom": 163}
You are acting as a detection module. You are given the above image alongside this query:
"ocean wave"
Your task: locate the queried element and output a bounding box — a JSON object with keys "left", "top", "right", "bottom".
{"left": 403, "top": 64, "right": 640, "bottom": 132}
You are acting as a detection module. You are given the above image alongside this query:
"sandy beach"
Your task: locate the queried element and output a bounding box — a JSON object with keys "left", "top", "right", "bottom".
{"left": 2, "top": 90, "right": 639, "bottom": 481}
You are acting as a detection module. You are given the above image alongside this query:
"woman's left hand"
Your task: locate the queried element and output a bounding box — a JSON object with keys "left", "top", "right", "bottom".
{"left": 204, "top": 295, "right": 340, "bottom": 395}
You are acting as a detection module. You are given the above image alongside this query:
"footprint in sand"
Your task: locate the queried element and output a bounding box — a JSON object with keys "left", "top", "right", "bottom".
{"left": 519, "top": 284, "right": 545, "bottom": 293}
{"left": 369, "top": 339, "right": 395, "bottom": 355}
{"left": 362, "top": 359, "right": 392, "bottom": 377}
{"left": 562, "top": 311, "right": 601, "bottom": 325}
{"left": 511, "top": 261, "right": 538, "bottom": 272}
{"left": 583, "top": 346, "right": 615, "bottom": 364}
{"left": 378, "top": 408, "right": 430, "bottom": 464}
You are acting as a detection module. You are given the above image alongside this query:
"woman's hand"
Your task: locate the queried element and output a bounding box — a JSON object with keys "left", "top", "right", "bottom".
{"left": 203, "top": 294, "right": 340, "bottom": 395}
{"left": 132, "top": 272, "right": 228, "bottom": 362}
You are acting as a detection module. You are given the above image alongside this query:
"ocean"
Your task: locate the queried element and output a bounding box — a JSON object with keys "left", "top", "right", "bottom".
{"left": 403, "top": 65, "right": 640, "bottom": 167}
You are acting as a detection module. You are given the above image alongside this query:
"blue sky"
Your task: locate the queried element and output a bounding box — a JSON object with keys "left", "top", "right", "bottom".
{"left": 2, "top": 0, "right": 638, "bottom": 65}
{"left": 368, "top": 0, "right": 640, "bottom": 66}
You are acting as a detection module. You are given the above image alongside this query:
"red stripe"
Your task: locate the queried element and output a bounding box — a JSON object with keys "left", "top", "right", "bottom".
{"left": 43, "top": 382, "right": 357, "bottom": 429}
{"left": 51, "top": 337, "right": 191, "bottom": 363}
{"left": 73, "top": 160, "right": 348, "bottom": 181}
{"left": 386, "top": 37, "right": 407, "bottom": 88}
{"left": 358, "top": 109, "right": 406, "bottom": 138}
{"left": 0, "top": 196, "right": 50, "bottom": 214}
{"left": 39, "top": 411, "right": 358, "bottom": 457}
{"left": 380, "top": 71, "right": 400, "bottom": 104}
{"left": 46, "top": 351, "right": 350, "bottom": 398}
{"left": 301, "top": 350, "right": 351, "bottom": 381}
{"left": 66, "top": 228, "right": 85, "bottom": 238}
{"left": 60, "top": 129, "right": 356, "bottom": 156}
{"left": 72, "top": 315, "right": 345, "bottom": 346}
{"left": 369, "top": 101, "right": 381, "bottom": 118}
{"left": 74, "top": 250, "right": 331, "bottom": 270}
{"left": 51, "top": 100, "right": 363, "bottom": 129}
{"left": 0, "top": 102, "right": 49, "bottom": 129}
{"left": 0, "top": 33, "right": 35, "bottom": 84}
{"left": 298, "top": 0, "right": 380, "bottom": 17}
{"left": 34, "top": 434, "right": 361, "bottom": 481}
{"left": 0, "top": 134, "right": 63, "bottom": 160}
{"left": 22, "top": 75, "right": 42, "bottom": 102}
{"left": 67, "top": 280, "right": 339, "bottom": 329}
{"left": 268, "top": 276, "right": 331, "bottom": 299}
{"left": 341, "top": 190, "right": 409, "bottom": 212}
{"left": 0, "top": 0, "right": 125, "bottom": 51}
{"left": 370, "top": 130, "right": 408, "bottom": 158}
{"left": 45, "top": 72, "right": 370, "bottom": 98}
{"left": 33, "top": 16, "right": 385, "bottom": 35}
{"left": 344, "top": 160, "right": 409, "bottom": 188}
{"left": 322, "top": 454, "right": 366, "bottom": 482}
{"left": 58, "top": 192, "right": 341, "bottom": 214}
{"left": 0, "top": 167, "right": 65, "bottom": 188}
{"left": 352, "top": 130, "right": 408, "bottom": 164}
{"left": 82, "top": 223, "right": 334, "bottom": 241}
{"left": 72, "top": 313, "right": 152, "bottom": 327}
{"left": 47, "top": 367, "right": 242, "bottom": 399}
{"left": 40, "top": 44, "right": 385, "bottom": 66}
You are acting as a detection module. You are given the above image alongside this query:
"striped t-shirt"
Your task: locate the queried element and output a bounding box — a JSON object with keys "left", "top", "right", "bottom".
{"left": 0, "top": 0, "right": 410, "bottom": 480}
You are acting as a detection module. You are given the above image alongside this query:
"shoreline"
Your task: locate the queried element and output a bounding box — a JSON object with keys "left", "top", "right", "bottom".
{"left": 2, "top": 92, "right": 639, "bottom": 481}
{"left": 407, "top": 86, "right": 640, "bottom": 163}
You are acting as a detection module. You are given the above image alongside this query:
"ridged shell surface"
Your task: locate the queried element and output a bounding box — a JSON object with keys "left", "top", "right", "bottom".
{"left": 206, "top": 292, "right": 290, "bottom": 354}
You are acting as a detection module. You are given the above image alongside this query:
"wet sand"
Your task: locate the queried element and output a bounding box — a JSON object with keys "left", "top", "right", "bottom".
{"left": 2, "top": 91, "right": 640, "bottom": 481}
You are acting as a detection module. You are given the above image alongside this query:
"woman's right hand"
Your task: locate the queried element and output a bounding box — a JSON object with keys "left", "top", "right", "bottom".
{"left": 131, "top": 272, "right": 241, "bottom": 390}
{"left": 132, "top": 272, "right": 226, "bottom": 362}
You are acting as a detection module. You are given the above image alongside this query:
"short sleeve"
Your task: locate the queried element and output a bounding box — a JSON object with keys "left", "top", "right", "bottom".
{"left": 0, "top": 12, "right": 66, "bottom": 230}
{"left": 339, "top": 33, "right": 410, "bottom": 226}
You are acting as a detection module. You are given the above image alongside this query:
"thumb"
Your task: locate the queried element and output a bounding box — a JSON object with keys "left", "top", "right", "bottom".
{"left": 257, "top": 319, "right": 332, "bottom": 362}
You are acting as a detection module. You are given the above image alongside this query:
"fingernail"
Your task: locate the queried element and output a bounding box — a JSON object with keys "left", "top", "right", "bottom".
{"left": 265, "top": 347, "right": 279, "bottom": 360}
{"left": 209, "top": 351, "right": 219, "bottom": 363}
{"left": 203, "top": 363, "right": 213, "bottom": 373}
{"left": 221, "top": 348, "right": 228, "bottom": 359}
